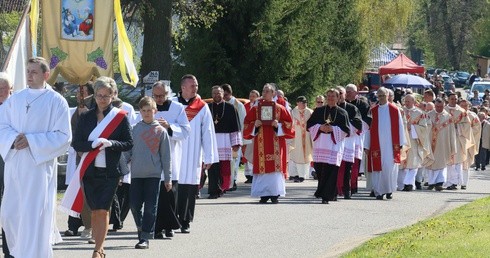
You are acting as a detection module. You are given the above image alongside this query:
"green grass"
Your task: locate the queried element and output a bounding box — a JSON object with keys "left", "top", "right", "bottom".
{"left": 343, "top": 196, "right": 490, "bottom": 258}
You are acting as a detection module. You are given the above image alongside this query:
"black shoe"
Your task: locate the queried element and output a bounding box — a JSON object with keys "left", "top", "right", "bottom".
{"left": 428, "top": 184, "right": 435, "bottom": 190}
{"left": 415, "top": 181, "right": 422, "bottom": 190}
{"left": 424, "top": 182, "right": 429, "bottom": 186}
{"left": 321, "top": 200, "right": 329, "bottom": 204}
{"left": 446, "top": 185, "right": 457, "bottom": 190}
{"left": 369, "top": 190, "right": 375, "bottom": 197}
{"left": 482, "top": 167, "right": 486, "bottom": 171}
{"left": 154, "top": 232, "right": 164, "bottom": 239}
{"left": 259, "top": 196, "right": 269, "bottom": 203}
{"left": 475, "top": 167, "right": 480, "bottom": 171}
{"left": 461, "top": 185, "right": 467, "bottom": 190}
{"left": 165, "top": 229, "right": 174, "bottom": 238}
{"left": 386, "top": 193, "right": 393, "bottom": 199}
{"left": 435, "top": 185, "right": 444, "bottom": 191}
{"left": 344, "top": 192, "right": 352, "bottom": 199}
{"left": 244, "top": 177, "right": 252, "bottom": 184}
{"left": 402, "top": 185, "right": 409, "bottom": 191}
{"left": 299, "top": 177, "right": 305, "bottom": 182}
{"left": 228, "top": 182, "right": 237, "bottom": 191}
{"left": 289, "top": 176, "right": 294, "bottom": 180}
{"left": 180, "top": 227, "right": 190, "bottom": 234}
{"left": 64, "top": 230, "right": 78, "bottom": 236}
{"left": 402, "top": 185, "right": 413, "bottom": 192}
{"left": 207, "top": 194, "right": 219, "bottom": 199}
{"left": 270, "top": 196, "right": 279, "bottom": 204}
{"left": 376, "top": 195, "right": 384, "bottom": 200}
{"left": 135, "top": 239, "right": 149, "bottom": 249}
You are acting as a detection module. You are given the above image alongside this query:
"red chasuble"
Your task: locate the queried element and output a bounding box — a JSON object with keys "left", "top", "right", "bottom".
{"left": 367, "top": 103, "right": 401, "bottom": 172}
{"left": 243, "top": 101, "right": 294, "bottom": 176}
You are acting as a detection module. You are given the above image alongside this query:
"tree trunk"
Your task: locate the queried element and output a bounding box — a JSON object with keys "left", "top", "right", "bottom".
{"left": 140, "top": 0, "right": 172, "bottom": 80}
{"left": 440, "top": 0, "right": 458, "bottom": 70}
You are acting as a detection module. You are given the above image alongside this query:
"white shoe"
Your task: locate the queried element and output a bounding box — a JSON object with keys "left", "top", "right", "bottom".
{"left": 81, "top": 228, "right": 92, "bottom": 239}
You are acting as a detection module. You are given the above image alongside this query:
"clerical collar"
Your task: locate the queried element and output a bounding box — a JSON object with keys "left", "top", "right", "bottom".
{"left": 178, "top": 95, "right": 196, "bottom": 105}
{"left": 157, "top": 99, "right": 172, "bottom": 111}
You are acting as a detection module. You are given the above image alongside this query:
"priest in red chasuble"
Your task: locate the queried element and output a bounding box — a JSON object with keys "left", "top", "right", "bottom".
{"left": 243, "top": 83, "right": 294, "bottom": 204}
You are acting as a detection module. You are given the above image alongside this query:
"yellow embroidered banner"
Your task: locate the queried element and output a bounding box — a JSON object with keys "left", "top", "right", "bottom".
{"left": 42, "top": 0, "right": 113, "bottom": 85}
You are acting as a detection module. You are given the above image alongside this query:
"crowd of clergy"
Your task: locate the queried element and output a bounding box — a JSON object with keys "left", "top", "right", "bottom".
{"left": 2, "top": 59, "right": 489, "bottom": 257}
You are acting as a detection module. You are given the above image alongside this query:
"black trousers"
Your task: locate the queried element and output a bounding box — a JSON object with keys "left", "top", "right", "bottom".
{"left": 207, "top": 163, "right": 222, "bottom": 195}
{"left": 476, "top": 147, "right": 487, "bottom": 168}
{"left": 342, "top": 161, "right": 353, "bottom": 195}
{"left": 314, "top": 162, "right": 339, "bottom": 201}
{"left": 177, "top": 184, "right": 198, "bottom": 228}
{"left": 67, "top": 215, "right": 83, "bottom": 232}
{"left": 110, "top": 182, "right": 130, "bottom": 229}
{"left": 155, "top": 180, "right": 181, "bottom": 232}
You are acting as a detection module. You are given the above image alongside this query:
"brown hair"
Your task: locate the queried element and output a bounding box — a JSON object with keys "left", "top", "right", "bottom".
{"left": 139, "top": 96, "right": 157, "bottom": 110}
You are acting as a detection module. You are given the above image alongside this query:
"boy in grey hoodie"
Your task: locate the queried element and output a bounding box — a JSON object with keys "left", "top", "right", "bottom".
{"left": 130, "top": 96, "right": 172, "bottom": 249}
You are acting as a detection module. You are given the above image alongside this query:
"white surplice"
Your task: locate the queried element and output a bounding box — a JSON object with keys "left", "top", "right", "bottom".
{"left": 365, "top": 103, "right": 407, "bottom": 196}
{"left": 173, "top": 98, "right": 218, "bottom": 185}
{"left": 154, "top": 101, "right": 190, "bottom": 181}
{"left": 0, "top": 88, "right": 71, "bottom": 258}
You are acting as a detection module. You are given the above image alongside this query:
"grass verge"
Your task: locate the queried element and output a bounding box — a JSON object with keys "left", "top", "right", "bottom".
{"left": 343, "top": 196, "right": 490, "bottom": 257}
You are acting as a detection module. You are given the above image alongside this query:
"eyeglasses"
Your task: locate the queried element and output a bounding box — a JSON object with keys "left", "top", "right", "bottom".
{"left": 316, "top": 101, "right": 324, "bottom": 104}
{"left": 95, "top": 94, "right": 112, "bottom": 100}
{"left": 153, "top": 94, "right": 166, "bottom": 99}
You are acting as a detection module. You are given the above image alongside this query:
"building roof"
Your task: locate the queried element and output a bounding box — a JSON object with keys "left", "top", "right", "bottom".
{"left": 0, "top": 0, "right": 29, "bottom": 13}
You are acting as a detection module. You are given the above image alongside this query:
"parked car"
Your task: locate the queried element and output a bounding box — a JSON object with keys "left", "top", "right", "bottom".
{"left": 451, "top": 71, "right": 470, "bottom": 88}
{"left": 468, "top": 81, "right": 490, "bottom": 99}
{"left": 442, "top": 75, "right": 455, "bottom": 93}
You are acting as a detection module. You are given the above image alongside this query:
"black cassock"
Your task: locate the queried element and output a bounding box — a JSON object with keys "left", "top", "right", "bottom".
{"left": 307, "top": 105, "right": 350, "bottom": 202}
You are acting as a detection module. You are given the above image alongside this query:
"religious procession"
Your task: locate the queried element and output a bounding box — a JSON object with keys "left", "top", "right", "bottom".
{"left": 2, "top": 0, "right": 490, "bottom": 257}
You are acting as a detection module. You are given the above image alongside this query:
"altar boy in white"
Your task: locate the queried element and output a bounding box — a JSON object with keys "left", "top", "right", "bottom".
{"left": 173, "top": 74, "right": 218, "bottom": 233}
{"left": 0, "top": 57, "right": 71, "bottom": 258}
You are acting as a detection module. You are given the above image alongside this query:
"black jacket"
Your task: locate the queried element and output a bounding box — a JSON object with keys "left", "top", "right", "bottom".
{"left": 338, "top": 102, "right": 363, "bottom": 131}
{"left": 72, "top": 105, "right": 133, "bottom": 178}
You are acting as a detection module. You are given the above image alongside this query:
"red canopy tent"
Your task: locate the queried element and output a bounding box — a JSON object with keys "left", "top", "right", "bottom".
{"left": 378, "top": 53, "right": 425, "bottom": 76}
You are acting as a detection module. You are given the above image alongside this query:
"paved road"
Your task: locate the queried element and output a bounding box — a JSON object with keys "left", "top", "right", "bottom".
{"left": 52, "top": 169, "right": 490, "bottom": 258}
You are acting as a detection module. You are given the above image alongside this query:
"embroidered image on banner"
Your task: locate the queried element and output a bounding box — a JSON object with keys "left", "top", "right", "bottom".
{"left": 61, "top": 0, "right": 95, "bottom": 41}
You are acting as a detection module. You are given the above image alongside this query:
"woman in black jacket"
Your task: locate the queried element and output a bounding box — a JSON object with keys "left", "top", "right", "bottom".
{"left": 72, "top": 76, "right": 133, "bottom": 258}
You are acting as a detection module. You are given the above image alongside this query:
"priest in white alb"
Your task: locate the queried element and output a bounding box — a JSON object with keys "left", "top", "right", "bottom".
{"left": 0, "top": 57, "right": 71, "bottom": 258}
{"left": 365, "top": 87, "right": 407, "bottom": 200}
{"left": 444, "top": 93, "right": 472, "bottom": 190}
{"left": 148, "top": 81, "right": 191, "bottom": 239}
{"left": 173, "top": 74, "right": 218, "bottom": 233}
{"left": 426, "top": 98, "right": 457, "bottom": 190}
{"left": 398, "top": 94, "right": 432, "bottom": 191}
{"left": 459, "top": 99, "right": 480, "bottom": 190}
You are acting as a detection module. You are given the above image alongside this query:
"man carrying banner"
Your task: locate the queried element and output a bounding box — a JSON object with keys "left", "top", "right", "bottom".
{"left": 0, "top": 57, "right": 71, "bottom": 258}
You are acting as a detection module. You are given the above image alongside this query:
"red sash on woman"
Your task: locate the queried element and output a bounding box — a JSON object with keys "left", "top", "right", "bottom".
{"left": 60, "top": 108, "right": 126, "bottom": 217}
{"left": 367, "top": 103, "right": 400, "bottom": 172}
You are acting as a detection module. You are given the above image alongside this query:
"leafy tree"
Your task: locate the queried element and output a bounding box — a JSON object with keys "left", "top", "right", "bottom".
{"left": 408, "top": 0, "right": 486, "bottom": 70}
{"left": 0, "top": 11, "right": 21, "bottom": 67}
{"left": 121, "top": 0, "right": 223, "bottom": 82}
{"left": 174, "top": 0, "right": 368, "bottom": 102}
